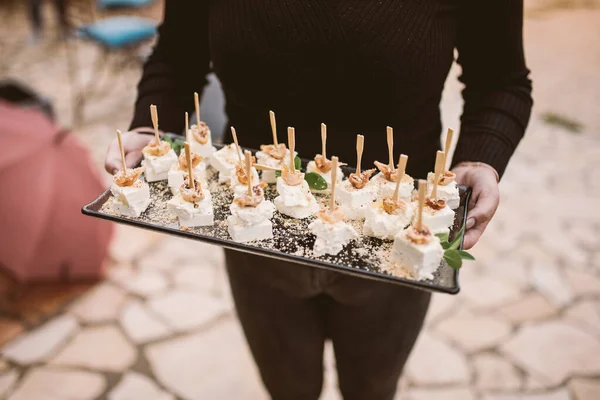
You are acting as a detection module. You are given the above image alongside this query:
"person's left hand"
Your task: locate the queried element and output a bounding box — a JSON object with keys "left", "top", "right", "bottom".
{"left": 451, "top": 162, "right": 499, "bottom": 249}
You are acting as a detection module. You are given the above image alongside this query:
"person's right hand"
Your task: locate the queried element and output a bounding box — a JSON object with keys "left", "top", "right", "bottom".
{"left": 105, "top": 131, "right": 154, "bottom": 174}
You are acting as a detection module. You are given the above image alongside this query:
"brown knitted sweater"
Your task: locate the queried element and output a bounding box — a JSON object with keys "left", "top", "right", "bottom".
{"left": 131, "top": 0, "right": 532, "bottom": 178}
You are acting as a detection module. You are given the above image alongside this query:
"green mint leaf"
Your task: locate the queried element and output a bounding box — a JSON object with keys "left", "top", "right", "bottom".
{"left": 441, "top": 241, "right": 452, "bottom": 250}
{"left": 436, "top": 233, "right": 449, "bottom": 243}
{"left": 275, "top": 170, "right": 282, "bottom": 177}
{"left": 294, "top": 156, "right": 302, "bottom": 171}
{"left": 172, "top": 139, "right": 185, "bottom": 156}
{"left": 444, "top": 249, "right": 463, "bottom": 269}
{"left": 305, "top": 172, "right": 328, "bottom": 190}
{"left": 457, "top": 250, "right": 475, "bottom": 261}
{"left": 163, "top": 136, "right": 173, "bottom": 144}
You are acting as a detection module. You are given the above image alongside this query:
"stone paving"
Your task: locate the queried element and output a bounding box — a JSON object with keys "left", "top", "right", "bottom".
{"left": 1, "top": 2, "right": 600, "bottom": 399}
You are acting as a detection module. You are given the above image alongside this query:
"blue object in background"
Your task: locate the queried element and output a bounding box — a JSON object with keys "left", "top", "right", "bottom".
{"left": 97, "top": 0, "right": 157, "bottom": 9}
{"left": 78, "top": 16, "right": 156, "bottom": 48}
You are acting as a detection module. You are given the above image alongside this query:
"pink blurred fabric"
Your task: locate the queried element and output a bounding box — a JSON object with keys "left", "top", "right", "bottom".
{"left": 0, "top": 100, "right": 113, "bottom": 281}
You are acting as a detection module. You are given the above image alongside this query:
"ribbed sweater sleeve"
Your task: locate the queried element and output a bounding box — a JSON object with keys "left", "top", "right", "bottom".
{"left": 452, "top": 0, "right": 533, "bottom": 178}
{"left": 129, "top": 0, "right": 210, "bottom": 133}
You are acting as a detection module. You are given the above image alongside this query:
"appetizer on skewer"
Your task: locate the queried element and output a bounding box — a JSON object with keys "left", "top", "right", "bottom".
{"left": 427, "top": 128, "right": 460, "bottom": 209}
{"left": 363, "top": 154, "right": 415, "bottom": 239}
{"left": 306, "top": 123, "right": 344, "bottom": 194}
{"left": 336, "top": 134, "right": 377, "bottom": 219}
{"left": 370, "top": 126, "right": 414, "bottom": 201}
{"left": 188, "top": 92, "right": 216, "bottom": 159}
{"left": 167, "top": 143, "right": 214, "bottom": 228}
{"left": 256, "top": 110, "right": 296, "bottom": 184}
{"left": 274, "top": 127, "right": 320, "bottom": 219}
{"left": 168, "top": 113, "right": 206, "bottom": 195}
{"left": 228, "top": 151, "right": 276, "bottom": 242}
{"left": 309, "top": 157, "right": 358, "bottom": 256}
{"left": 420, "top": 151, "right": 455, "bottom": 235}
{"left": 229, "top": 127, "right": 260, "bottom": 193}
{"left": 391, "top": 180, "right": 444, "bottom": 281}
{"left": 110, "top": 129, "right": 151, "bottom": 217}
{"left": 142, "top": 105, "right": 178, "bottom": 182}
{"left": 211, "top": 142, "right": 242, "bottom": 184}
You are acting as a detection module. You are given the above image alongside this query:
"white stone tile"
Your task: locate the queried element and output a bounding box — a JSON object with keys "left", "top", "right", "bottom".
{"left": 436, "top": 314, "right": 512, "bottom": 353}
{"left": 564, "top": 300, "right": 600, "bottom": 335}
{"left": 145, "top": 318, "right": 267, "bottom": 400}
{"left": 122, "top": 271, "right": 169, "bottom": 298}
{"left": 499, "top": 293, "right": 558, "bottom": 323}
{"left": 405, "top": 332, "right": 470, "bottom": 385}
{"left": 564, "top": 269, "right": 600, "bottom": 297}
{"left": 69, "top": 283, "right": 127, "bottom": 324}
{"left": 482, "top": 387, "right": 571, "bottom": 400}
{"left": 0, "top": 370, "right": 18, "bottom": 398}
{"left": 173, "top": 264, "right": 217, "bottom": 292}
{"left": 403, "top": 387, "right": 475, "bottom": 400}
{"left": 110, "top": 225, "right": 159, "bottom": 264}
{"left": 147, "top": 290, "right": 229, "bottom": 332}
{"left": 473, "top": 353, "right": 521, "bottom": 390}
{"left": 501, "top": 320, "right": 600, "bottom": 386}
{"left": 530, "top": 263, "right": 574, "bottom": 307}
{"left": 460, "top": 275, "right": 521, "bottom": 310}
{"left": 2, "top": 315, "right": 79, "bottom": 365}
{"left": 108, "top": 372, "right": 174, "bottom": 400}
{"left": 50, "top": 326, "right": 137, "bottom": 372}
{"left": 568, "top": 377, "right": 600, "bottom": 400}
{"left": 9, "top": 367, "right": 105, "bottom": 400}
{"left": 424, "top": 293, "right": 460, "bottom": 326}
{"left": 119, "top": 300, "right": 172, "bottom": 344}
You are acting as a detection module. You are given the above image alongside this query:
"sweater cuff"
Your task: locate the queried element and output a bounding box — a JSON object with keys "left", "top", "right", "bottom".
{"left": 451, "top": 130, "right": 515, "bottom": 179}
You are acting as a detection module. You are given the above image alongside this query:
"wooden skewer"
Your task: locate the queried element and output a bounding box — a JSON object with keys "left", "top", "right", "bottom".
{"left": 415, "top": 180, "right": 426, "bottom": 231}
{"left": 387, "top": 126, "right": 394, "bottom": 169}
{"left": 356, "top": 134, "right": 364, "bottom": 175}
{"left": 288, "top": 127, "right": 296, "bottom": 173}
{"left": 321, "top": 123, "right": 327, "bottom": 159}
{"left": 245, "top": 150, "right": 253, "bottom": 196}
{"left": 185, "top": 112, "right": 189, "bottom": 143}
{"left": 443, "top": 128, "right": 454, "bottom": 172}
{"left": 194, "top": 92, "right": 201, "bottom": 126}
{"left": 150, "top": 104, "right": 161, "bottom": 144}
{"left": 231, "top": 127, "right": 243, "bottom": 164}
{"left": 330, "top": 156, "right": 339, "bottom": 211}
{"left": 269, "top": 110, "right": 278, "bottom": 146}
{"left": 116, "top": 129, "right": 127, "bottom": 173}
{"left": 254, "top": 164, "right": 282, "bottom": 171}
{"left": 185, "top": 143, "right": 195, "bottom": 191}
{"left": 392, "top": 154, "right": 408, "bottom": 201}
{"left": 431, "top": 150, "right": 444, "bottom": 200}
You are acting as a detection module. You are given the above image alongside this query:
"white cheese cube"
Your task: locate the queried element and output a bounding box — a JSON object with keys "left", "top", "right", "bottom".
{"left": 228, "top": 219, "right": 274, "bottom": 243}
{"left": 210, "top": 144, "right": 242, "bottom": 182}
{"left": 335, "top": 179, "right": 377, "bottom": 219}
{"left": 167, "top": 189, "right": 214, "bottom": 227}
{"left": 363, "top": 201, "right": 414, "bottom": 240}
{"left": 370, "top": 173, "right": 414, "bottom": 202}
{"left": 427, "top": 172, "right": 461, "bottom": 209}
{"left": 306, "top": 161, "right": 344, "bottom": 194}
{"left": 418, "top": 203, "right": 456, "bottom": 236}
{"left": 109, "top": 180, "right": 151, "bottom": 218}
{"left": 142, "top": 149, "right": 178, "bottom": 182}
{"left": 167, "top": 162, "right": 207, "bottom": 195}
{"left": 391, "top": 229, "right": 444, "bottom": 280}
{"left": 256, "top": 149, "right": 296, "bottom": 184}
{"left": 309, "top": 219, "right": 358, "bottom": 257}
{"left": 274, "top": 178, "right": 320, "bottom": 219}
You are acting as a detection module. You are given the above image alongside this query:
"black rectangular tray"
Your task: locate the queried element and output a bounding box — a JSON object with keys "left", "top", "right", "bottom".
{"left": 83, "top": 144, "right": 470, "bottom": 294}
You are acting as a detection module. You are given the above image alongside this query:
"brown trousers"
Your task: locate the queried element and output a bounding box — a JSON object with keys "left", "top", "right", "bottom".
{"left": 225, "top": 250, "right": 431, "bottom": 400}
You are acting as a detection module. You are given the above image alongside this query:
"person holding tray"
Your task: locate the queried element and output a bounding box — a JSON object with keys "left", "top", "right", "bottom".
{"left": 104, "top": 1, "right": 532, "bottom": 398}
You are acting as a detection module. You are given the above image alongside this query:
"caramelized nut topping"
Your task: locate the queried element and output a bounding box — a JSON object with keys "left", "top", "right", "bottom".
{"left": 178, "top": 152, "right": 203, "bottom": 170}
{"left": 260, "top": 143, "right": 288, "bottom": 160}
{"left": 234, "top": 184, "right": 266, "bottom": 207}
{"left": 318, "top": 207, "right": 345, "bottom": 224}
{"left": 114, "top": 167, "right": 146, "bottom": 187}
{"left": 381, "top": 197, "right": 408, "bottom": 215}
{"left": 348, "top": 168, "right": 375, "bottom": 189}
{"left": 314, "top": 154, "right": 332, "bottom": 173}
{"left": 143, "top": 139, "right": 171, "bottom": 157}
{"left": 281, "top": 164, "right": 304, "bottom": 186}
{"left": 406, "top": 225, "right": 433, "bottom": 245}
{"left": 438, "top": 171, "right": 456, "bottom": 185}
{"left": 191, "top": 122, "right": 210, "bottom": 144}
{"left": 235, "top": 156, "right": 256, "bottom": 185}
{"left": 180, "top": 177, "right": 205, "bottom": 203}
{"left": 425, "top": 197, "right": 447, "bottom": 210}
